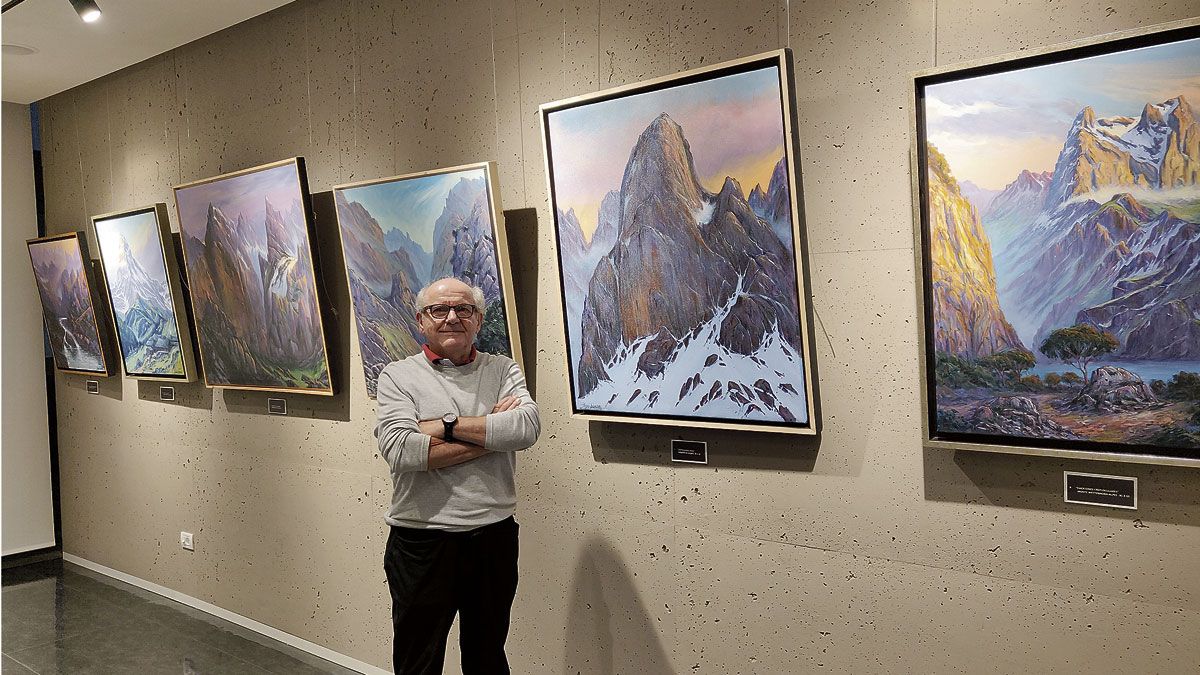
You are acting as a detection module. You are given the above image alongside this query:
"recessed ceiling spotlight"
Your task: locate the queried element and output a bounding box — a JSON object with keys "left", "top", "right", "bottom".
{"left": 68, "top": 0, "right": 101, "bottom": 23}
{"left": 1, "top": 44, "right": 38, "bottom": 56}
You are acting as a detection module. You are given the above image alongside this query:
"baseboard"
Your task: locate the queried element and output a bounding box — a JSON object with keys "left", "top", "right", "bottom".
{"left": 62, "top": 553, "right": 391, "bottom": 675}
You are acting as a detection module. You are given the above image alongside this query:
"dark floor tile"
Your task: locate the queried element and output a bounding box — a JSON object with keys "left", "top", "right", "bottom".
{"left": 4, "top": 562, "right": 356, "bottom": 675}
{"left": 8, "top": 616, "right": 268, "bottom": 675}
{"left": 2, "top": 559, "right": 64, "bottom": 587}
{"left": 1, "top": 577, "right": 138, "bottom": 652}
{"left": 2, "top": 654, "right": 38, "bottom": 673}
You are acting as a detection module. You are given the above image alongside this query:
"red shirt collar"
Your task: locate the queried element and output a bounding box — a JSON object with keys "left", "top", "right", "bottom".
{"left": 422, "top": 344, "right": 477, "bottom": 365}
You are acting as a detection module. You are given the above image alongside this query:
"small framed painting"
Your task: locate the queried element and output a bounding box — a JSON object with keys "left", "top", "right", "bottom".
{"left": 92, "top": 204, "right": 197, "bottom": 381}
{"left": 27, "top": 232, "right": 111, "bottom": 376}
{"left": 541, "top": 49, "right": 818, "bottom": 435}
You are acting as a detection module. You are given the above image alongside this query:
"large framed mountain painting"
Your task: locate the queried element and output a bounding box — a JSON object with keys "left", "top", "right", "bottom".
{"left": 93, "top": 204, "right": 196, "bottom": 381}
{"left": 541, "top": 50, "right": 818, "bottom": 434}
{"left": 914, "top": 21, "right": 1200, "bottom": 463}
{"left": 27, "top": 233, "right": 111, "bottom": 376}
{"left": 333, "top": 163, "right": 522, "bottom": 398}
{"left": 174, "top": 158, "right": 333, "bottom": 395}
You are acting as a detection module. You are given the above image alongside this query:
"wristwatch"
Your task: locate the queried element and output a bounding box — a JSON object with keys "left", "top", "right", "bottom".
{"left": 442, "top": 413, "right": 458, "bottom": 442}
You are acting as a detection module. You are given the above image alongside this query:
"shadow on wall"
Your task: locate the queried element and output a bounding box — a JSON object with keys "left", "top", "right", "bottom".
{"left": 503, "top": 207, "right": 539, "bottom": 399}
{"left": 922, "top": 447, "right": 1200, "bottom": 527}
{"left": 563, "top": 534, "right": 671, "bottom": 674}
{"left": 135, "top": 379, "right": 213, "bottom": 410}
{"left": 59, "top": 371, "right": 121, "bottom": 400}
{"left": 222, "top": 190, "right": 353, "bottom": 421}
{"left": 590, "top": 420, "right": 819, "bottom": 472}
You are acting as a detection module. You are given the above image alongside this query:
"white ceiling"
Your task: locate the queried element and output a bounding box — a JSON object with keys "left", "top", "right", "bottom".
{"left": 1, "top": 0, "right": 297, "bottom": 104}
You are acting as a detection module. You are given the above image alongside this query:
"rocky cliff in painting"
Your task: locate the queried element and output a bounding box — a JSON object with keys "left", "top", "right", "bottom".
{"left": 184, "top": 198, "right": 329, "bottom": 389}
{"left": 571, "top": 113, "right": 806, "bottom": 422}
{"left": 431, "top": 177, "right": 501, "bottom": 305}
{"left": 1045, "top": 96, "right": 1198, "bottom": 208}
{"left": 335, "top": 192, "right": 424, "bottom": 396}
{"left": 31, "top": 246, "right": 106, "bottom": 372}
{"left": 925, "top": 142, "right": 1025, "bottom": 358}
{"left": 996, "top": 97, "right": 1200, "bottom": 356}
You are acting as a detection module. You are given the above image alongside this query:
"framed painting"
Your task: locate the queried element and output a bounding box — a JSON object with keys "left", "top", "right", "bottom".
{"left": 333, "top": 162, "right": 523, "bottom": 398}
{"left": 173, "top": 158, "right": 333, "bottom": 395}
{"left": 92, "top": 204, "right": 197, "bottom": 381}
{"left": 540, "top": 50, "right": 818, "bottom": 435}
{"left": 912, "top": 19, "right": 1200, "bottom": 465}
{"left": 27, "top": 232, "right": 111, "bottom": 376}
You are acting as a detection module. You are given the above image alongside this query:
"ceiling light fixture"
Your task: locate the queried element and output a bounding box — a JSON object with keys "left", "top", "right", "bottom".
{"left": 68, "top": 0, "right": 101, "bottom": 23}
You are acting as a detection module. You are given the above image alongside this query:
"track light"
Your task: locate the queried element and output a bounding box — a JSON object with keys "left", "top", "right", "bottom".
{"left": 69, "top": 0, "right": 101, "bottom": 23}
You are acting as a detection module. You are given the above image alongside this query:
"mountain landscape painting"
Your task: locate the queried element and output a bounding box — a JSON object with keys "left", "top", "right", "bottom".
{"left": 28, "top": 233, "right": 109, "bottom": 375}
{"left": 543, "top": 52, "right": 815, "bottom": 432}
{"left": 918, "top": 29, "right": 1200, "bottom": 454}
{"left": 174, "top": 159, "right": 332, "bottom": 394}
{"left": 93, "top": 206, "right": 190, "bottom": 379}
{"left": 333, "top": 164, "right": 517, "bottom": 398}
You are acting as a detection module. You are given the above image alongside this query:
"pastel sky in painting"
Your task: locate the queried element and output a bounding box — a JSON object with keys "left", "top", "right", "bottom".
{"left": 95, "top": 210, "right": 170, "bottom": 286}
{"left": 175, "top": 162, "right": 305, "bottom": 249}
{"left": 29, "top": 237, "right": 86, "bottom": 291}
{"left": 925, "top": 37, "right": 1200, "bottom": 190}
{"left": 547, "top": 65, "right": 786, "bottom": 237}
{"left": 338, "top": 167, "right": 486, "bottom": 251}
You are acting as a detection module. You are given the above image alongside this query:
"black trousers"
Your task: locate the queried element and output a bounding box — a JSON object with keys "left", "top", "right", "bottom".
{"left": 384, "top": 516, "right": 519, "bottom": 675}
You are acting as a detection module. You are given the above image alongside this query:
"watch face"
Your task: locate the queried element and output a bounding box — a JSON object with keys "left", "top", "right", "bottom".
{"left": 442, "top": 413, "right": 457, "bottom": 424}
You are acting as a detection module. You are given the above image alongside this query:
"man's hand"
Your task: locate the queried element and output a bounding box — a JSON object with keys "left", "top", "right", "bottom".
{"left": 492, "top": 396, "right": 520, "bottom": 413}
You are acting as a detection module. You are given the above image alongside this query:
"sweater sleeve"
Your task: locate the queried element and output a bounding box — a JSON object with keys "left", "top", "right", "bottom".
{"left": 485, "top": 359, "right": 541, "bottom": 452}
{"left": 374, "top": 364, "right": 431, "bottom": 473}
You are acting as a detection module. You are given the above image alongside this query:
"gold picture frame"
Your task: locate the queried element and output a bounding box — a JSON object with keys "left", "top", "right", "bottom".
{"left": 539, "top": 49, "right": 819, "bottom": 436}
{"left": 332, "top": 161, "right": 525, "bottom": 398}
{"left": 27, "top": 232, "right": 113, "bottom": 377}
{"left": 173, "top": 157, "right": 334, "bottom": 395}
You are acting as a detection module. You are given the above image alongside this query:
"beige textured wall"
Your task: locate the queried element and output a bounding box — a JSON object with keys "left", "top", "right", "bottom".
{"left": 37, "top": 1, "right": 1200, "bottom": 672}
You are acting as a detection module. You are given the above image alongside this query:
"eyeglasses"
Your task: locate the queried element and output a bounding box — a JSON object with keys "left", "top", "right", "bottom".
{"left": 422, "top": 304, "right": 478, "bottom": 320}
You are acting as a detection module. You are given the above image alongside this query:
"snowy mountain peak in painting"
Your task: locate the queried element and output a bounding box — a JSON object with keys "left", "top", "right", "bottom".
{"left": 1047, "top": 96, "right": 1198, "bottom": 207}
{"left": 107, "top": 235, "right": 169, "bottom": 317}
{"left": 575, "top": 113, "right": 803, "bottom": 423}
{"left": 578, "top": 276, "right": 807, "bottom": 423}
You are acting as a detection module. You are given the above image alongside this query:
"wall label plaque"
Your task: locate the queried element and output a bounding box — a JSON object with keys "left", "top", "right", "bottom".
{"left": 1064, "top": 471, "right": 1137, "bottom": 510}
{"left": 159, "top": 386, "right": 175, "bottom": 401}
{"left": 671, "top": 439, "right": 708, "bottom": 464}
{"left": 86, "top": 380, "right": 100, "bottom": 394}
{"left": 267, "top": 398, "right": 287, "bottom": 416}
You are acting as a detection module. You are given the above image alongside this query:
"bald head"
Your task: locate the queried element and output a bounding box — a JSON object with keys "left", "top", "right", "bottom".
{"left": 415, "top": 277, "right": 485, "bottom": 312}
{"left": 415, "top": 277, "right": 487, "bottom": 363}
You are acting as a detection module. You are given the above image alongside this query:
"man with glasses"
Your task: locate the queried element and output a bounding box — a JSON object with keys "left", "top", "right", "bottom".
{"left": 375, "top": 276, "right": 540, "bottom": 675}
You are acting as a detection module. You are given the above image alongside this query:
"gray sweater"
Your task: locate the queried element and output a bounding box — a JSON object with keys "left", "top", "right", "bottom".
{"left": 374, "top": 351, "right": 540, "bottom": 531}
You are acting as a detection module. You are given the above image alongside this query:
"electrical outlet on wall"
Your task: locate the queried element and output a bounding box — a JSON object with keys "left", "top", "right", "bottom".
{"left": 180, "top": 531, "right": 194, "bottom": 551}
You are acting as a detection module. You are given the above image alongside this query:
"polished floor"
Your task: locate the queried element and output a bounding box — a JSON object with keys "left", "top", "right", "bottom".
{"left": 1, "top": 558, "right": 359, "bottom": 674}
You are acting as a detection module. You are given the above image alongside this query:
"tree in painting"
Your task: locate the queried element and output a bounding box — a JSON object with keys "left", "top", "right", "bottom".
{"left": 174, "top": 161, "right": 331, "bottom": 392}
{"left": 335, "top": 166, "right": 512, "bottom": 397}
{"left": 924, "top": 35, "right": 1200, "bottom": 448}
{"left": 545, "top": 61, "right": 810, "bottom": 426}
